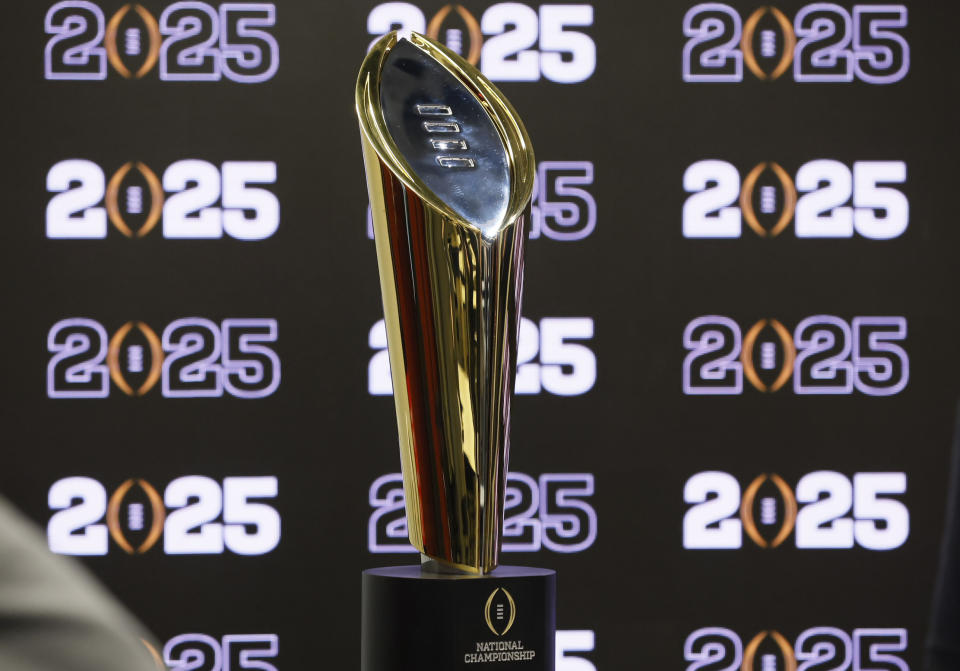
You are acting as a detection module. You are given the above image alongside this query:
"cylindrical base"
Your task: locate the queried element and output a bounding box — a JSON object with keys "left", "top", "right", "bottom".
{"left": 361, "top": 565, "right": 556, "bottom": 670}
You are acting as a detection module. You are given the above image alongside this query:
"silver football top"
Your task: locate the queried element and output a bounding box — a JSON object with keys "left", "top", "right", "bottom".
{"left": 379, "top": 38, "right": 509, "bottom": 230}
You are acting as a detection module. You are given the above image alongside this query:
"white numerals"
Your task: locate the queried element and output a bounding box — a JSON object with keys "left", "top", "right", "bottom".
{"left": 48, "top": 476, "right": 108, "bottom": 555}
{"left": 166, "top": 476, "right": 280, "bottom": 555}
{"left": 367, "top": 3, "right": 425, "bottom": 51}
{"left": 47, "top": 476, "right": 280, "bottom": 556}
{"left": 682, "top": 160, "right": 741, "bottom": 238}
{"left": 367, "top": 4, "right": 596, "bottom": 83}
{"left": 46, "top": 159, "right": 107, "bottom": 238}
{"left": 683, "top": 472, "right": 742, "bottom": 549}
{"left": 482, "top": 4, "right": 595, "bottom": 83}
{"left": 852, "top": 473, "right": 910, "bottom": 551}
{"left": 795, "top": 159, "right": 854, "bottom": 236}
{"left": 368, "top": 317, "right": 596, "bottom": 396}
{"left": 45, "top": 160, "right": 279, "bottom": 240}
{"left": 481, "top": 3, "right": 539, "bottom": 81}
{"left": 556, "top": 630, "right": 596, "bottom": 671}
{"left": 165, "top": 475, "right": 225, "bottom": 554}
{"left": 521, "top": 317, "right": 596, "bottom": 395}
{"left": 682, "top": 160, "right": 908, "bottom": 239}
{"left": 795, "top": 470, "right": 854, "bottom": 548}
{"left": 851, "top": 160, "right": 909, "bottom": 239}
{"left": 221, "top": 161, "right": 279, "bottom": 239}
{"left": 683, "top": 471, "right": 909, "bottom": 550}
{"left": 797, "top": 160, "right": 907, "bottom": 238}
{"left": 163, "top": 159, "right": 222, "bottom": 237}
{"left": 367, "top": 320, "right": 392, "bottom": 395}
{"left": 162, "top": 160, "right": 280, "bottom": 239}
{"left": 796, "top": 471, "right": 908, "bottom": 549}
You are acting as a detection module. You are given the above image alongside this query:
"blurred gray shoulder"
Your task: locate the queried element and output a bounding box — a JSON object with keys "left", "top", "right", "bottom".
{"left": 0, "top": 496, "right": 159, "bottom": 671}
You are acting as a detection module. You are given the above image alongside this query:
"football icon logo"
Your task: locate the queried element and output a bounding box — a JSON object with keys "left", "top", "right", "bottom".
{"left": 484, "top": 588, "right": 516, "bottom": 636}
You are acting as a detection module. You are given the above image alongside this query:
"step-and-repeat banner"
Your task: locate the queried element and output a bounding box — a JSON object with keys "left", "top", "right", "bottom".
{"left": 1, "top": 1, "right": 955, "bottom": 668}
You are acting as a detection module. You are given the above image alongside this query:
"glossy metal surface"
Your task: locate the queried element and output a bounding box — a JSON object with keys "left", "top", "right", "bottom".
{"left": 379, "top": 39, "right": 509, "bottom": 230}
{"left": 356, "top": 31, "right": 534, "bottom": 574}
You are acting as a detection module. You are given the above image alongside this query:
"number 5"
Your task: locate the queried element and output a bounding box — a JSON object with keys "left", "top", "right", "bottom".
{"left": 556, "top": 630, "right": 595, "bottom": 671}
{"left": 540, "top": 474, "right": 597, "bottom": 552}
{"left": 222, "top": 477, "right": 281, "bottom": 555}
{"left": 539, "top": 318, "right": 596, "bottom": 395}
{"left": 221, "top": 161, "right": 279, "bottom": 240}
{"left": 853, "top": 473, "right": 908, "bottom": 550}
{"left": 221, "top": 318, "right": 281, "bottom": 398}
{"left": 539, "top": 5, "right": 595, "bottom": 83}
{"left": 852, "top": 161, "right": 907, "bottom": 239}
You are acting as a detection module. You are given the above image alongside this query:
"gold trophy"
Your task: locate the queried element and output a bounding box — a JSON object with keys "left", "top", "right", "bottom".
{"left": 356, "top": 31, "right": 555, "bottom": 670}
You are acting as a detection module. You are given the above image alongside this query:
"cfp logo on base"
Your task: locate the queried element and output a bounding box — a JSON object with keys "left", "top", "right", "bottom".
{"left": 44, "top": 1, "right": 278, "bottom": 82}
{"left": 369, "top": 472, "right": 597, "bottom": 554}
{"left": 48, "top": 475, "right": 280, "bottom": 556}
{"left": 683, "top": 4, "right": 908, "bottom": 84}
{"left": 683, "top": 315, "right": 908, "bottom": 396}
{"left": 368, "top": 3, "right": 595, "bottom": 83}
{"left": 685, "top": 627, "right": 908, "bottom": 671}
{"left": 46, "top": 159, "right": 279, "bottom": 240}
{"left": 683, "top": 160, "right": 907, "bottom": 239}
{"left": 47, "top": 317, "right": 280, "bottom": 399}
{"left": 485, "top": 588, "right": 516, "bottom": 636}
{"left": 368, "top": 160, "right": 597, "bottom": 242}
{"left": 143, "top": 634, "right": 278, "bottom": 671}
{"left": 369, "top": 317, "right": 596, "bottom": 396}
{"left": 470, "top": 588, "right": 534, "bottom": 663}
{"left": 683, "top": 471, "right": 908, "bottom": 550}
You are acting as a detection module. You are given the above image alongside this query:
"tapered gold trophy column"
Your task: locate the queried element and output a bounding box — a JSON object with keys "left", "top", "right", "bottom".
{"left": 357, "top": 32, "right": 555, "bottom": 670}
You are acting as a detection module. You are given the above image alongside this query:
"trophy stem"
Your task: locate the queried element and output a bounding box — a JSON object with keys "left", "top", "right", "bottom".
{"left": 420, "top": 553, "right": 474, "bottom": 575}
{"left": 357, "top": 30, "right": 534, "bottom": 574}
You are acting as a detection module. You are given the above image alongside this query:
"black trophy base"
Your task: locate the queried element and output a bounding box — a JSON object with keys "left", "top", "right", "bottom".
{"left": 361, "top": 564, "right": 556, "bottom": 670}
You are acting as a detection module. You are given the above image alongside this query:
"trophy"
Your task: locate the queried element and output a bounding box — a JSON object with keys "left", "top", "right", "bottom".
{"left": 356, "top": 31, "right": 555, "bottom": 670}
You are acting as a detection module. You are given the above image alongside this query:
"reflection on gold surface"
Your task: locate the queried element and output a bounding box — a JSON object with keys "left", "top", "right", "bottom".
{"left": 357, "top": 32, "right": 534, "bottom": 573}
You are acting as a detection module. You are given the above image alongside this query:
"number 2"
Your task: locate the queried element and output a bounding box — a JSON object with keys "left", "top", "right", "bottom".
{"left": 46, "top": 160, "right": 107, "bottom": 239}
{"left": 683, "top": 472, "right": 741, "bottom": 549}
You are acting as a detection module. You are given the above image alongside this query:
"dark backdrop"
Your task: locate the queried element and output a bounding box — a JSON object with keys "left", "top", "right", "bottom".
{"left": 0, "top": 1, "right": 953, "bottom": 669}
